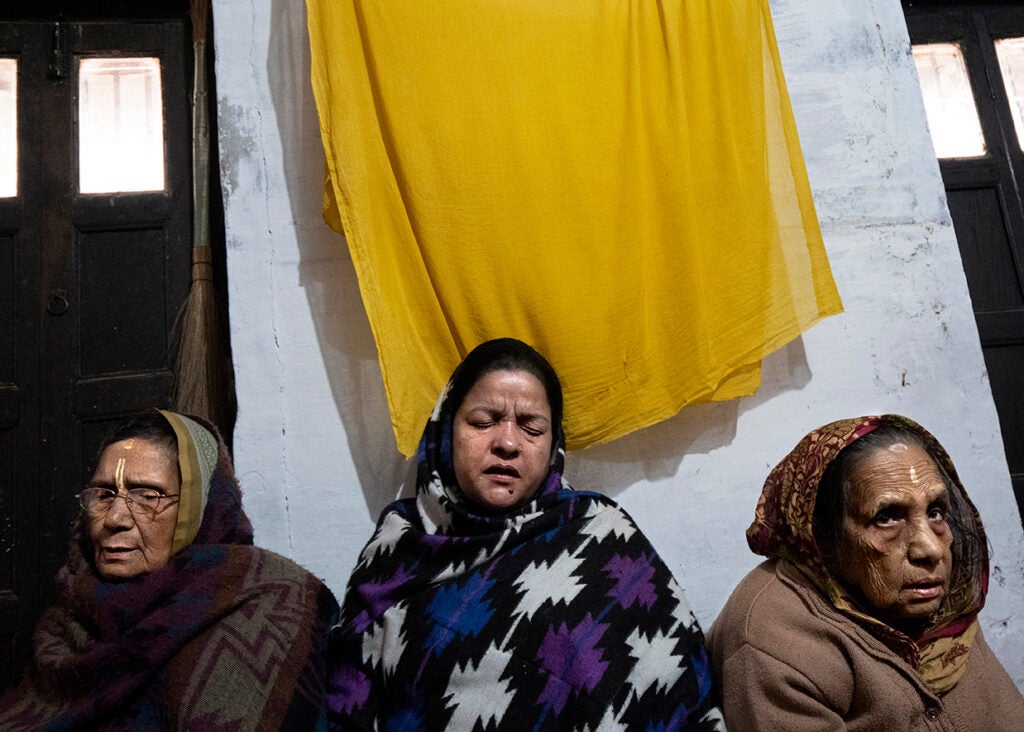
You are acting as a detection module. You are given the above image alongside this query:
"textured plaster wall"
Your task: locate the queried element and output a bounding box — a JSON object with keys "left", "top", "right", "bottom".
{"left": 213, "top": 0, "right": 1024, "bottom": 686}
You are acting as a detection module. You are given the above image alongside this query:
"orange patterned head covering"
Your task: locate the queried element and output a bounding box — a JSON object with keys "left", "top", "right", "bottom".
{"left": 747, "top": 414, "right": 989, "bottom": 693}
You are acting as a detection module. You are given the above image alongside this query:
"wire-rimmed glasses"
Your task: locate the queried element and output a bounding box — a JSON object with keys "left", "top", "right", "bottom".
{"left": 76, "top": 487, "right": 179, "bottom": 519}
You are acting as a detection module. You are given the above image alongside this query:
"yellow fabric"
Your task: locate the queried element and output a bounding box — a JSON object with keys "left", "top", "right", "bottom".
{"left": 307, "top": 0, "right": 843, "bottom": 456}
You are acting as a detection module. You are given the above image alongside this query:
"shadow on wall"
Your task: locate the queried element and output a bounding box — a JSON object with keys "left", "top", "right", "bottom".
{"left": 567, "top": 337, "right": 813, "bottom": 498}
{"left": 263, "top": 0, "right": 814, "bottom": 518}
{"left": 266, "top": 0, "right": 411, "bottom": 521}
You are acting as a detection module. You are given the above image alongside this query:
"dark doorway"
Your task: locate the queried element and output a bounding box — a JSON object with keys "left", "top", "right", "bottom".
{"left": 0, "top": 2, "right": 196, "bottom": 688}
{"left": 904, "top": 2, "right": 1024, "bottom": 529}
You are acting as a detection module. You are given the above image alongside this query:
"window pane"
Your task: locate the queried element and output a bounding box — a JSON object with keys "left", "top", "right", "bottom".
{"left": 995, "top": 37, "right": 1024, "bottom": 153}
{"left": 0, "top": 58, "right": 15, "bottom": 198}
{"left": 79, "top": 57, "right": 164, "bottom": 194}
{"left": 912, "top": 43, "right": 986, "bottom": 159}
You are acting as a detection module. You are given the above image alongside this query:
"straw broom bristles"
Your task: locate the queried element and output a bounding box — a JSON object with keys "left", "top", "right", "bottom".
{"left": 173, "top": 246, "right": 234, "bottom": 432}
{"left": 173, "top": 0, "right": 235, "bottom": 436}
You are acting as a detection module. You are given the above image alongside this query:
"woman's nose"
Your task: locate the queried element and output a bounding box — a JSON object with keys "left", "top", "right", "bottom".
{"left": 103, "top": 493, "right": 136, "bottom": 528}
{"left": 907, "top": 521, "right": 944, "bottom": 564}
{"left": 492, "top": 423, "right": 520, "bottom": 456}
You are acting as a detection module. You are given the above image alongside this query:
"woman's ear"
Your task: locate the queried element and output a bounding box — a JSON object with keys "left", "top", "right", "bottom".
{"left": 549, "top": 426, "right": 563, "bottom": 465}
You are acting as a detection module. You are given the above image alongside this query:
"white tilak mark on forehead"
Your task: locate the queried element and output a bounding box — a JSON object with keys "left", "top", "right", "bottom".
{"left": 115, "top": 457, "right": 127, "bottom": 492}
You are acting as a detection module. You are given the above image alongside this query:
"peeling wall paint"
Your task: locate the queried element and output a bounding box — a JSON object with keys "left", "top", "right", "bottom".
{"left": 213, "top": 0, "right": 1024, "bottom": 687}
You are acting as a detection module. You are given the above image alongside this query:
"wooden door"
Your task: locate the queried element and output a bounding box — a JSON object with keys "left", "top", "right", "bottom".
{"left": 904, "top": 2, "right": 1024, "bottom": 527}
{"left": 0, "top": 12, "right": 191, "bottom": 688}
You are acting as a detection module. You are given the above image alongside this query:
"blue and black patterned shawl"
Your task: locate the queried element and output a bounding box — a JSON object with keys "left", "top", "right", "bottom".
{"left": 328, "top": 381, "right": 723, "bottom": 730}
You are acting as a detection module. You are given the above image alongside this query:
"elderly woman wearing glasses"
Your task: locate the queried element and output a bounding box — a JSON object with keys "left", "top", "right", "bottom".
{"left": 0, "top": 409, "right": 338, "bottom": 730}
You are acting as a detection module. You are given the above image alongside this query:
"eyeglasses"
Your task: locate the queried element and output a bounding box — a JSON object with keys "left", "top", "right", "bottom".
{"left": 76, "top": 487, "right": 179, "bottom": 518}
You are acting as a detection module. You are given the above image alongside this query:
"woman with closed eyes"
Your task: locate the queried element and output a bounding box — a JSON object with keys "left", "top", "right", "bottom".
{"left": 327, "top": 337, "right": 723, "bottom": 731}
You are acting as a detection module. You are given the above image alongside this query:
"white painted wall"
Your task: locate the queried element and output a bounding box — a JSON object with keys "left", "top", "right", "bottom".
{"left": 213, "top": 0, "right": 1024, "bottom": 687}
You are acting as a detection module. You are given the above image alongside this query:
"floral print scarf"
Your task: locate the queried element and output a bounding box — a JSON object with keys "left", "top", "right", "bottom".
{"left": 746, "top": 414, "right": 988, "bottom": 693}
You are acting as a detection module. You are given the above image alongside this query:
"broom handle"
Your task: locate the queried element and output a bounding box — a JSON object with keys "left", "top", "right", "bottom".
{"left": 191, "top": 0, "right": 210, "bottom": 261}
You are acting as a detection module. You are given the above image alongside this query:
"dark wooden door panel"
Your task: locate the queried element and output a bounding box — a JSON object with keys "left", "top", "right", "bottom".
{"left": 946, "top": 186, "right": 1024, "bottom": 311}
{"left": 983, "top": 344, "right": 1024, "bottom": 470}
{"left": 906, "top": 2, "right": 1024, "bottom": 529}
{"left": 0, "top": 25, "right": 41, "bottom": 686}
{"left": 79, "top": 227, "right": 173, "bottom": 374}
{"left": 0, "top": 14, "right": 190, "bottom": 688}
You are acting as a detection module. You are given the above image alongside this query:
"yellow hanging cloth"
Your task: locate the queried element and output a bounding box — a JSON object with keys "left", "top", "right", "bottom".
{"left": 307, "top": 0, "right": 843, "bottom": 456}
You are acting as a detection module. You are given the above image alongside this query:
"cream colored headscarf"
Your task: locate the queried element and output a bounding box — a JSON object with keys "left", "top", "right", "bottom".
{"left": 158, "top": 410, "right": 219, "bottom": 554}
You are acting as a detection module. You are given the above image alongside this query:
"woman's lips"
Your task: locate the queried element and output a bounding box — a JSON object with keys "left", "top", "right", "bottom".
{"left": 484, "top": 464, "right": 520, "bottom": 478}
{"left": 905, "top": 580, "right": 944, "bottom": 599}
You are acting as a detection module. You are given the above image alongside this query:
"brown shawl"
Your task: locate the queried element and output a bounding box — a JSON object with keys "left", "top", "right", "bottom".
{"left": 0, "top": 411, "right": 338, "bottom": 730}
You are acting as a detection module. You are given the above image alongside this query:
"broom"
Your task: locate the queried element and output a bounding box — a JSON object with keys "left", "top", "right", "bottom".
{"left": 173, "top": 0, "right": 235, "bottom": 436}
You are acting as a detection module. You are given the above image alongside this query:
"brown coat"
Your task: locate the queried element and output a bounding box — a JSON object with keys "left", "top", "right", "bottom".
{"left": 707, "top": 560, "right": 1024, "bottom": 731}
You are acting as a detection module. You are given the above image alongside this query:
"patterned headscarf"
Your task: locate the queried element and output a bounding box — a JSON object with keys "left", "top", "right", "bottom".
{"left": 747, "top": 414, "right": 989, "bottom": 693}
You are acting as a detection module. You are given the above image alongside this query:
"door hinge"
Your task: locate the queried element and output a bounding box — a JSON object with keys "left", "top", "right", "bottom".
{"left": 47, "top": 22, "right": 69, "bottom": 81}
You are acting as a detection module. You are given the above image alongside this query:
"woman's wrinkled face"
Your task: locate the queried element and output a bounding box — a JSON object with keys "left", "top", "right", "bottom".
{"left": 87, "top": 438, "right": 180, "bottom": 580}
{"left": 836, "top": 441, "right": 953, "bottom": 628}
{"left": 452, "top": 369, "right": 553, "bottom": 513}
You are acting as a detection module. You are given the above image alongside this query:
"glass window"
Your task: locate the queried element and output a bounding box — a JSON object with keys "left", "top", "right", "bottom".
{"left": 912, "top": 43, "right": 986, "bottom": 159}
{"left": 995, "top": 37, "right": 1024, "bottom": 153}
{"left": 0, "top": 58, "right": 15, "bottom": 198}
{"left": 79, "top": 57, "right": 164, "bottom": 194}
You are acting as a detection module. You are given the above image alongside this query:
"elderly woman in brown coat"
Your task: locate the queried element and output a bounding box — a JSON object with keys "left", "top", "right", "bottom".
{"left": 707, "top": 414, "right": 1024, "bottom": 731}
